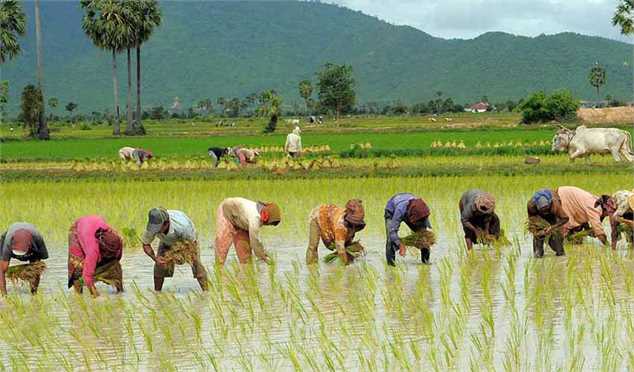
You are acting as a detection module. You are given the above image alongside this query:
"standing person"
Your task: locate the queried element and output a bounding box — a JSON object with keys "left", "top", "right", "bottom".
{"left": 215, "top": 198, "right": 281, "bottom": 265}
{"left": 208, "top": 147, "right": 230, "bottom": 168}
{"left": 306, "top": 199, "right": 366, "bottom": 265}
{"left": 0, "top": 222, "right": 49, "bottom": 295}
{"left": 611, "top": 190, "right": 634, "bottom": 249}
{"left": 384, "top": 193, "right": 432, "bottom": 266}
{"left": 141, "top": 208, "right": 208, "bottom": 292}
{"left": 557, "top": 186, "right": 610, "bottom": 246}
{"left": 459, "top": 189, "right": 501, "bottom": 251}
{"left": 527, "top": 189, "right": 569, "bottom": 257}
{"left": 67, "top": 215, "right": 123, "bottom": 297}
{"left": 284, "top": 126, "right": 302, "bottom": 158}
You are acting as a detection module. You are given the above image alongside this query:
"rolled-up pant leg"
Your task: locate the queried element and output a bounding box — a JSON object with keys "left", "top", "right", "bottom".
{"left": 533, "top": 236, "right": 545, "bottom": 258}
{"left": 385, "top": 219, "right": 397, "bottom": 266}
{"left": 209, "top": 152, "right": 219, "bottom": 167}
{"left": 306, "top": 216, "right": 321, "bottom": 265}
{"left": 233, "top": 229, "right": 251, "bottom": 264}
{"left": 214, "top": 206, "right": 235, "bottom": 265}
{"left": 548, "top": 233, "right": 565, "bottom": 256}
{"left": 489, "top": 214, "right": 501, "bottom": 238}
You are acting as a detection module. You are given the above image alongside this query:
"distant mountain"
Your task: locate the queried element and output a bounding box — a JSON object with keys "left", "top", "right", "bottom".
{"left": 3, "top": 1, "right": 632, "bottom": 113}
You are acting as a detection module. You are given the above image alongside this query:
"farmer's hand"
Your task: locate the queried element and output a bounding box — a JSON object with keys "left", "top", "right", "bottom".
{"left": 88, "top": 285, "right": 99, "bottom": 298}
{"left": 399, "top": 243, "right": 407, "bottom": 257}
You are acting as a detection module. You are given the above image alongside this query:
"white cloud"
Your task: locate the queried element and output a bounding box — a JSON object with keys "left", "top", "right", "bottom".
{"left": 328, "top": 0, "right": 631, "bottom": 41}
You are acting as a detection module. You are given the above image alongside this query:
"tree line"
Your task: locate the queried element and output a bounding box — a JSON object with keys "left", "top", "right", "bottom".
{"left": 0, "top": 0, "right": 161, "bottom": 138}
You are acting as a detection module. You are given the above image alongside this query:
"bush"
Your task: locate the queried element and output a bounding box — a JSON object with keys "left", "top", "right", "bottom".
{"left": 520, "top": 90, "right": 579, "bottom": 124}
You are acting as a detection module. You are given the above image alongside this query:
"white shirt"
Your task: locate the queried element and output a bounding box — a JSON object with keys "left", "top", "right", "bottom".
{"left": 285, "top": 133, "right": 302, "bottom": 153}
{"left": 141, "top": 210, "right": 196, "bottom": 246}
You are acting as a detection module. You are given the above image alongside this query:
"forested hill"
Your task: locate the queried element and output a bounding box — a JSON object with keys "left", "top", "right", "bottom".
{"left": 3, "top": 1, "right": 632, "bottom": 113}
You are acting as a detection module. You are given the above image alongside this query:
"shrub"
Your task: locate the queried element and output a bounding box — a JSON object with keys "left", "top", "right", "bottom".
{"left": 20, "top": 84, "right": 43, "bottom": 137}
{"left": 519, "top": 90, "right": 579, "bottom": 124}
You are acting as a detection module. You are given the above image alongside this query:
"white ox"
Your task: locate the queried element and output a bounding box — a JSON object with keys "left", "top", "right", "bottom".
{"left": 552, "top": 125, "right": 634, "bottom": 162}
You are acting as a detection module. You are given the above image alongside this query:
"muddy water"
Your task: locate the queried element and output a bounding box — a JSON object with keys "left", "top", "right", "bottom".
{"left": 1, "top": 174, "right": 633, "bottom": 370}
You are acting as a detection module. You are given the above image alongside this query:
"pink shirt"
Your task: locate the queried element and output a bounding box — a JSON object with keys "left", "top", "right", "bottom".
{"left": 558, "top": 186, "right": 606, "bottom": 238}
{"left": 70, "top": 215, "right": 110, "bottom": 287}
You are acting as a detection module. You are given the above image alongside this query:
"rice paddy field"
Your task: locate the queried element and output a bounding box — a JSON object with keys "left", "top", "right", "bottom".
{"left": 1, "top": 173, "right": 634, "bottom": 370}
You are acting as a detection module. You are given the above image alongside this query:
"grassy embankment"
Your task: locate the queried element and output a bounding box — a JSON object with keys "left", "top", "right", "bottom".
{"left": 1, "top": 113, "right": 632, "bottom": 180}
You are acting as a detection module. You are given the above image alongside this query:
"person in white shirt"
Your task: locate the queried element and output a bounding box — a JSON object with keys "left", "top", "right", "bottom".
{"left": 284, "top": 126, "right": 302, "bottom": 158}
{"left": 141, "top": 207, "right": 208, "bottom": 291}
{"left": 214, "top": 198, "right": 281, "bottom": 265}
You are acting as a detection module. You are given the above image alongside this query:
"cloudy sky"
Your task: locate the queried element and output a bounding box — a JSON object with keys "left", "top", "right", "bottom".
{"left": 328, "top": 0, "right": 630, "bottom": 42}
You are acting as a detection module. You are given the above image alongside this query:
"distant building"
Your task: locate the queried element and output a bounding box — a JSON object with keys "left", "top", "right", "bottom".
{"left": 465, "top": 102, "right": 490, "bottom": 113}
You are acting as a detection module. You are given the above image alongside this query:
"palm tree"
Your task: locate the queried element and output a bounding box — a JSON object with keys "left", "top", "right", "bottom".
{"left": 34, "top": 0, "right": 49, "bottom": 139}
{"left": 127, "top": 0, "right": 161, "bottom": 135}
{"left": 81, "top": 0, "right": 134, "bottom": 136}
{"left": 0, "top": 0, "right": 25, "bottom": 64}
{"left": 613, "top": 1, "right": 634, "bottom": 101}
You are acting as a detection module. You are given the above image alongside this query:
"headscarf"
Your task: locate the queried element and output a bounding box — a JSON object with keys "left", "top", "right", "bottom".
{"left": 531, "top": 189, "right": 553, "bottom": 210}
{"left": 11, "top": 229, "right": 32, "bottom": 256}
{"left": 407, "top": 198, "right": 430, "bottom": 225}
{"left": 612, "top": 190, "right": 633, "bottom": 216}
{"left": 293, "top": 126, "right": 301, "bottom": 135}
{"left": 260, "top": 202, "right": 281, "bottom": 225}
{"left": 96, "top": 228, "right": 122, "bottom": 258}
{"left": 474, "top": 192, "right": 495, "bottom": 214}
{"left": 344, "top": 199, "right": 365, "bottom": 227}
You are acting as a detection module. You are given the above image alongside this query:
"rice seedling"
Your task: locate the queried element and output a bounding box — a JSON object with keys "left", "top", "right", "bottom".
{"left": 0, "top": 172, "right": 631, "bottom": 369}
{"left": 6, "top": 261, "right": 46, "bottom": 287}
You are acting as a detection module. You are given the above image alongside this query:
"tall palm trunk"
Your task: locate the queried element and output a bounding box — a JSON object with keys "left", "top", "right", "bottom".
{"left": 136, "top": 44, "right": 142, "bottom": 130}
{"left": 125, "top": 47, "right": 133, "bottom": 134}
{"left": 34, "top": 0, "right": 49, "bottom": 139}
{"left": 112, "top": 50, "right": 120, "bottom": 135}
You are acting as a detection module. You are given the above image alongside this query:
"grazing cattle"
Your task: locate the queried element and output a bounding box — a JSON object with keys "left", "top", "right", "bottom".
{"left": 290, "top": 119, "right": 300, "bottom": 126}
{"left": 118, "top": 146, "right": 136, "bottom": 161}
{"left": 551, "top": 125, "right": 634, "bottom": 162}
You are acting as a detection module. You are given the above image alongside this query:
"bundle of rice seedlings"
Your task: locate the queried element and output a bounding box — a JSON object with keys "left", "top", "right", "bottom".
{"left": 162, "top": 241, "right": 199, "bottom": 265}
{"left": 526, "top": 216, "right": 551, "bottom": 236}
{"left": 323, "top": 241, "right": 366, "bottom": 263}
{"left": 401, "top": 230, "right": 436, "bottom": 250}
{"left": 6, "top": 262, "right": 46, "bottom": 286}
{"left": 476, "top": 229, "right": 511, "bottom": 246}
{"left": 70, "top": 257, "right": 122, "bottom": 289}
{"left": 566, "top": 229, "right": 592, "bottom": 244}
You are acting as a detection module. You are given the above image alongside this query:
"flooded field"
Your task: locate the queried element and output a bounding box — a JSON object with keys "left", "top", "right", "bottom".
{"left": 1, "top": 174, "right": 633, "bottom": 370}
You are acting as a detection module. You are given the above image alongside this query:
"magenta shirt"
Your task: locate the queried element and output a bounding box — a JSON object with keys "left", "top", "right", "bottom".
{"left": 70, "top": 215, "right": 110, "bottom": 287}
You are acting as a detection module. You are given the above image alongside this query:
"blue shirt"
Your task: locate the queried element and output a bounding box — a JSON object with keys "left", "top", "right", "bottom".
{"left": 384, "top": 193, "right": 431, "bottom": 245}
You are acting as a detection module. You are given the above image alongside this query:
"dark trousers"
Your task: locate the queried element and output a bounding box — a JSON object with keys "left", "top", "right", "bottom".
{"left": 533, "top": 233, "right": 564, "bottom": 258}
{"left": 385, "top": 219, "right": 430, "bottom": 266}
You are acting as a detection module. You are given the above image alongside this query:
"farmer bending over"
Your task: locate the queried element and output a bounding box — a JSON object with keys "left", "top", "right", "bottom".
{"left": 611, "top": 190, "right": 634, "bottom": 249}
{"left": 558, "top": 186, "right": 611, "bottom": 246}
{"left": 527, "top": 189, "right": 569, "bottom": 257}
{"left": 384, "top": 193, "right": 432, "bottom": 266}
{"left": 459, "top": 189, "right": 501, "bottom": 251}
{"left": 68, "top": 215, "right": 123, "bottom": 297}
{"left": 0, "top": 222, "right": 49, "bottom": 295}
{"left": 141, "top": 208, "right": 208, "bottom": 291}
{"left": 215, "top": 198, "right": 281, "bottom": 265}
{"left": 208, "top": 147, "right": 230, "bottom": 168}
{"left": 231, "top": 146, "right": 260, "bottom": 166}
{"left": 306, "top": 199, "right": 366, "bottom": 265}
